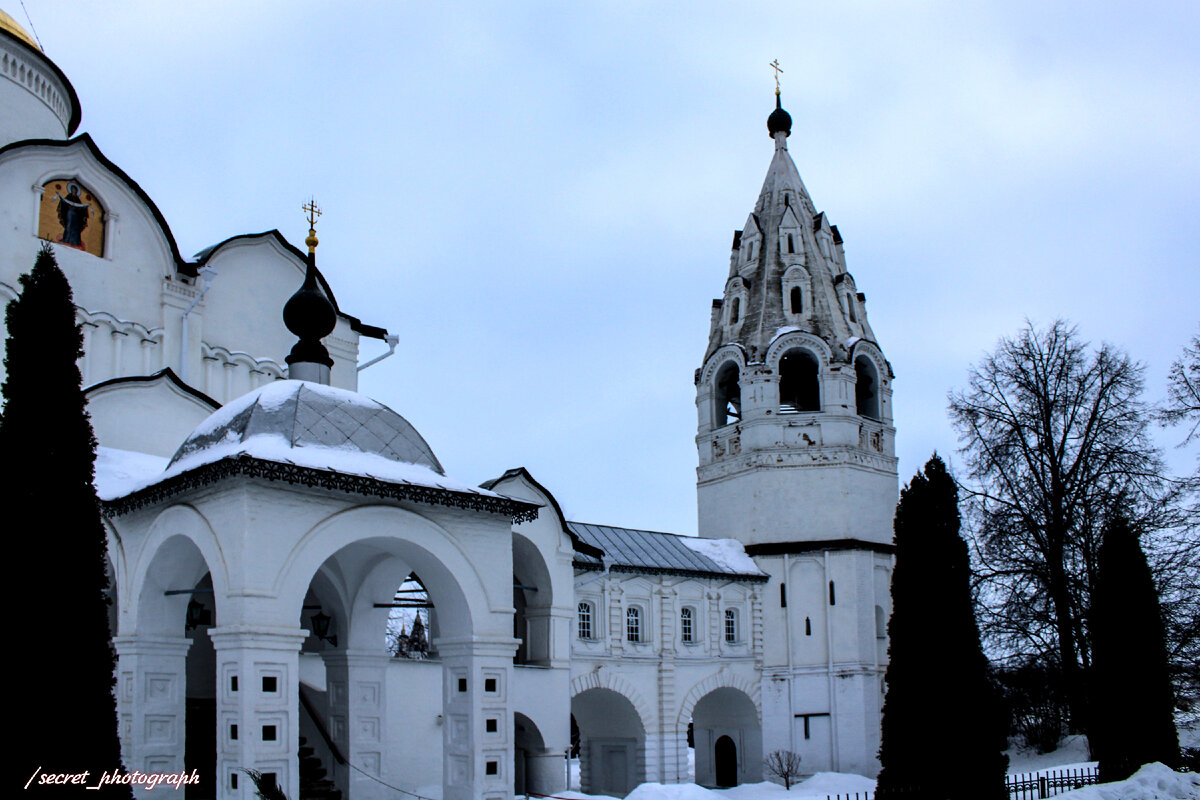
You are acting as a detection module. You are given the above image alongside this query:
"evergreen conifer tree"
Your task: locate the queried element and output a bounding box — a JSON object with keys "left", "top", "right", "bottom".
{"left": 3, "top": 245, "right": 129, "bottom": 795}
{"left": 1089, "top": 511, "right": 1179, "bottom": 781}
{"left": 876, "top": 455, "right": 1008, "bottom": 800}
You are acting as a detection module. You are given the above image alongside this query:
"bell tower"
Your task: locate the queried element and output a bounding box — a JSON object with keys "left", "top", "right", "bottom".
{"left": 695, "top": 86, "right": 898, "bottom": 776}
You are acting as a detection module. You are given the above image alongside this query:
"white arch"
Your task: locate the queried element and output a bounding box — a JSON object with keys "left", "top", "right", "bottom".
{"left": 571, "top": 669, "right": 656, "bottom": 728}
{"left": 765, "top": 330, "right": 832, "bottom": 372}
{"left": 847, "top": 339, "right": 889, "bottom": 379}
{"left": 677, "top": 670, "right": 762, "bottom": 727}
{"left": 700, "top": 344, "right": 748, "bottom": 386}
{"left": 125, "top": 504, "right": 227, "bottom": 636}
{"left": 275, "top": 504, "right": 508, "bottom": 639}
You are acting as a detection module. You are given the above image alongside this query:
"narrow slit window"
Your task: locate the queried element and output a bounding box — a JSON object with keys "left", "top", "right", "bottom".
{"left": 789, "top": 286, "right": 803, "bottom": 314}
{"left": 829, "top": 581, "right": 836, "bottom": 606}
{"left": 787, "top": 233, "right": 795, "bottom": 253}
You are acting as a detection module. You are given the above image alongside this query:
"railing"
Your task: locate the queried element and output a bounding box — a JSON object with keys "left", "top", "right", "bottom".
{"left": 1006, "top": 767, "right": 1100, "bottom": 799}
{"left": 298, "top": 683, "right": 346, "bottom": 765}
{"left": 822, "top": 767, "right": 1101, "bottom": 800}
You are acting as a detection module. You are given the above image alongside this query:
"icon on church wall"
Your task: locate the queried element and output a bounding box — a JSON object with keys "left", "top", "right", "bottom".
{"left": 38, "top": 178, "right": 105, "bottom": 256}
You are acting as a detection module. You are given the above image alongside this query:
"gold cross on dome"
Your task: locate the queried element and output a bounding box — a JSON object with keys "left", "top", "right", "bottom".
{"left": 302, "top": 198, "right": 322, "bottom": 253}
{"left": 302, "top": 198, "right": 322, "bottom": 229}
{"left": 770, "top": 59, "right": 783, "bottom": 92}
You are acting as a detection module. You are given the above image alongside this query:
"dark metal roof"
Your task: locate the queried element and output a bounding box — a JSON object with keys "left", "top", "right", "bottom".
{"left": 568, "top": 522, "right": 766, "bottom": 582}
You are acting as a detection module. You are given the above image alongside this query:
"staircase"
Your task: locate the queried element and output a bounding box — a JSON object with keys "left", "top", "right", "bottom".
{"left": 298, "top": 736, "right": 342, "bottom": 800}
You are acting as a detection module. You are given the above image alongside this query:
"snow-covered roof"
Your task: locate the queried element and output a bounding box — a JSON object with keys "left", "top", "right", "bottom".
{"left": 97, "top": 381, "right": 539, "bottom": 523}
{"left": 569, "top": 522, "right": 765, "bottom": 581}
{"left": 169, "top": 380, "right": 442, "bottom": 473}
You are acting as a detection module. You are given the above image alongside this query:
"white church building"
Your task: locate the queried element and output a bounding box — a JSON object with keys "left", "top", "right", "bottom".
{"left": 1, "top": 12, "right": 897, "bottom": 800}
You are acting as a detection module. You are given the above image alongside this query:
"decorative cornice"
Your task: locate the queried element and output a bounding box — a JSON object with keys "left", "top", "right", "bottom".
{"left": 571, "top": 561, "right": 768, "bottom": 584}
{"left": 100, "top": 454, "right": 540, "bottom": 524}
{"left": 0, "top": 28, "right": 81, "bottom": 134}
{"left": 745, "top": 539, "right": 894, "bottom": 557}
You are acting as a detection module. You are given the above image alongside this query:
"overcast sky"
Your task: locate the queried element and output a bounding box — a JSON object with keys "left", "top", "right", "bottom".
{"left": 20, "top": 1, "right": 1199, "bottom": 534}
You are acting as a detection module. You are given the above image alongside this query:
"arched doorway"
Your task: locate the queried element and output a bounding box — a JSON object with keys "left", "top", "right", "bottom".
{"left": 714, "top": 735, "right": 737, "bottom": 788}
{"left": 284, "top": 509, "right": 503, "bottom": 800}
{"left": 690, "top": 686, "right": 761, "bottom": 788}
{"left": 124, "top": 530, "right": 220, "bottom": 798}
{"left": 183, "top": 573, "right": 217, "bottom": 799}
{"left": 572, "top": 688, "right": 646, "bottom": 797}
{"left": 512, "top": 533, "right": 552, "bottom": 665}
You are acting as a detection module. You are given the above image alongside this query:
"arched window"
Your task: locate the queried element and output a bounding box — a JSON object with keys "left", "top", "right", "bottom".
{"left": 626, "top": 606, "right": 642, "bottom": 642}
{"left": 779, "top": 350, "right": 819, "bottom": 412}
{"left": 680, "top": 607, "right": 694, "bottom": 643}
{"left": 855, "top": 356, "right": 880, "bottom": 419}
{"left": 875, "top": 605, "right": 887, "bottom": 639}
{"left": 846, "top": 293, "right": 857, "bottom": 322}
{"left": 789, "top": 286, "right": 803, "bottom": 314}
{"left": 578, "top": 602, "right": 593, "bottom": 640}
{"left": 787, "top": 233, "right": 795, "bottom": 254}
{"left": 729, "top": 296, "right": 740, "bottom": 325}
{"left": 714, "top": 362, "right": 741, "bottom": 427}
{"left": 724, "top": 608, "right": 738, "bottom": 643}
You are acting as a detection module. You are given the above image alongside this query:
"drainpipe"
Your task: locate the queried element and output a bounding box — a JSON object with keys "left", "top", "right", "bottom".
{"left": 356, "top": 333, "right": 400, "bottom": 372}
{"left": 179, "top": 266, "right": 217, "bottom": 384}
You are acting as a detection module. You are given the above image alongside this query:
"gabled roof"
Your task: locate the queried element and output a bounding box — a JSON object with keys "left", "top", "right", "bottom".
{"left": 192, "top": 230, "right": 388, "bottom": 341}
{"left": 569, "top": 522, "right": 766, "bottom": 582}
{"left": 480, "top": 467, "right": 603, "bottom": 559}
{"left": 0, "top": 133, "right": 185, "bottom": 267}
{"left": 84, "top": 367, "right": 220, "bottom": 410}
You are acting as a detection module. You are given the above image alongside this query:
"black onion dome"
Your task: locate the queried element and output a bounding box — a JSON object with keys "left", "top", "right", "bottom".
{"left": 767, "top": 93, "right": 792, "bottom": 137}
{"left": 284, "top": 256, "right": 337, "bottom": 367}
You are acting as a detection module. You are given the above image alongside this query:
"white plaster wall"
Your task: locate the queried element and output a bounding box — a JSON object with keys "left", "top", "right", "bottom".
{"left": 698, "top": 456, "right": 897, "bottom": 545}
{"left": 0, "top": 146, "right": 365, "bottom": 400}
{"left": 87, "top": 378, "right": 215, "bottom": 457}
{"left": 384, "top": 659, "right": 443, "bottom": 793}
{"left": 196, "top": 237, "right": 360, "bottom": 394}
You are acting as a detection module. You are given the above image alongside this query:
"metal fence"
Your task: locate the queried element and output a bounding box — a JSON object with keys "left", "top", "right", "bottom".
{"left": 1006, "top": 766, "right": 1100, "bottom": 799}
{"left": 823, "top": 767, "right": 1101, "bottom": 800}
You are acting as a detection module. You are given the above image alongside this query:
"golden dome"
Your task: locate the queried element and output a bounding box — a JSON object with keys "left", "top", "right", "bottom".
{"left": 0, "top": 8, "right": 41, "bottom": 52}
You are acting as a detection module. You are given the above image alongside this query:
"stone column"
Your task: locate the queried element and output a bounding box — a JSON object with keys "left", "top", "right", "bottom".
{"left": 437, "top": 636, "right": 518, "bottom": 800}
{"left": 322, "top": 650, "right": 390, "bottom": 800}
{"left": 208, "top": 627, "right": 307, "bottom": 800}
{"left": 525, "top": 749, "right": 567, "bottom": 796}
{"left": 113, "top": 636, "right": 192, "bottom": 789}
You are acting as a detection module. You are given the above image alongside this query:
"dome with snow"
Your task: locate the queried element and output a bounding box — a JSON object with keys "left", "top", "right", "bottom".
{"left": 169, "top": 380, "right": 443, "bottom": 474}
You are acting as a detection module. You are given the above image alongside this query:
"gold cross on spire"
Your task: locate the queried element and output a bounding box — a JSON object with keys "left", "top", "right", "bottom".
{"left": 770, "top": 59, "right": 783, "bottom": 94}
{"left": 302, "top": 198, "right": 322, "bottom": 253}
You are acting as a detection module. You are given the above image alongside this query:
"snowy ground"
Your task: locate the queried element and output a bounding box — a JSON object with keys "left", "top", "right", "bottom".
{"left": 543, "top": 738, "right": 1200, "bottom": 800}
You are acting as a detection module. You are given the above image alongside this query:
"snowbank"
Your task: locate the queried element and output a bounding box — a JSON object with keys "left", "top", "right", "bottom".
{"left": 563, "top": 773, "right": 876, "bottom": 800}
{"left": 1055, "top": 762, "right": 1200, "bottom": 799}
{"left": 94, "top": 447, "right": 169, "bottom": 500}
{"left": 1005, "top": 734, "right": 1093, "bottom": 775}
